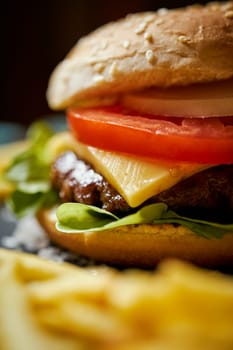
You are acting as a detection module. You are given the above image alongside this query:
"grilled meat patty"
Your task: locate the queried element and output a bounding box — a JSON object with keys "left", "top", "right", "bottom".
{"left": 51, "top": 151, "right": 233, "bottom": 222}
{"left": 51, "top": 152, "right": 131, "bottom": 214}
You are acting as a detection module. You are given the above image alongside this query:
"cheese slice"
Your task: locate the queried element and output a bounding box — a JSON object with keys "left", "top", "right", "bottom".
{"left": 47, "top": 132, "right": 210, "bottom": 207}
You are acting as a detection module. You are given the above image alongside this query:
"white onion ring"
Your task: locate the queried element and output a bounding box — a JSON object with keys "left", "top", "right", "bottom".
{"left": 121, "top": 79, "right": 233, "bottom": 117}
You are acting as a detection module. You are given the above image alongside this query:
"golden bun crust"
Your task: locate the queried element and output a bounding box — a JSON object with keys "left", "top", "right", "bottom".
{"left": 37, "top": 208, "right": 233, "bottom": 268}
{"left": 47, "top": 2, "right": 233, "bottom": 110}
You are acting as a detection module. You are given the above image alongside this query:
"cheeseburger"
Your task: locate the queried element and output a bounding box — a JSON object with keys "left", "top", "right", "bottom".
{"left": 11, "top": 2, "right": 233, "bottom": 266}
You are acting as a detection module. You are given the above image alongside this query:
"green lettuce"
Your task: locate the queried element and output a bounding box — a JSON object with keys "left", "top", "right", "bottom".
{"left": 56, "top": 202, "right": 233, "bottom": 239}
{"left": 4, "top": 121, "right": 58, "bottom": 217}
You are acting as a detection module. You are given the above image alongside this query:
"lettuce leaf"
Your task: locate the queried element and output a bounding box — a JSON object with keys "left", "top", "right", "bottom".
{"left": 56, "top": 202, "right": 233, "bottom": 239}
{"left": 4, "top": 121, "right": 58, "bottom": 217}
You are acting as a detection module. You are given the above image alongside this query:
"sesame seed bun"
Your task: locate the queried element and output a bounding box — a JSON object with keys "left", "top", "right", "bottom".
{"left": 43, "top": 2, "right": 233, "bottom": 267}
{"left": 37, "top": 208, "right": 233, "bottom": 268}
{"left": 47, "top": 2, "right": 233, "bottom": 110}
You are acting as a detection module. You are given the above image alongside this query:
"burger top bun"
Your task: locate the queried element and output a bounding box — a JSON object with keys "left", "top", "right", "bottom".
{"left": 47, "top": 2, "right": 233, "bottom": 110}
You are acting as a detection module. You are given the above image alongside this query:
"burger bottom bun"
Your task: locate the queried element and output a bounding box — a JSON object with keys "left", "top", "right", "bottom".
{"left": 37, "top": 208, "right": 233, "bottom": 268}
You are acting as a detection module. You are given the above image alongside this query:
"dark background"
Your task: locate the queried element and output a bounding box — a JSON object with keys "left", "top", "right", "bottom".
{"left": 2, "top": 0, "right": 220, "bottom": 126}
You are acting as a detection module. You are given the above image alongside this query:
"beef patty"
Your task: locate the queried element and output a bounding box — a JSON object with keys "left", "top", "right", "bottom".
{"left": 51, "top": 151, "right": 233, "bottom": 222}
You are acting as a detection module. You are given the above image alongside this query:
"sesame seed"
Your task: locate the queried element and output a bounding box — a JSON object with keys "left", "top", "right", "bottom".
{"left": 94, "top": 63, "right": 105, "bottom": 73}
{"left": 93, "top": 75, "right": 104, "bottom": 83}
{"left": 155, "top": 18, "right": 163, "bottom": 25}
{"left": 109, "top": 62, "right": 119, "bottom": 77}
{"left": 225, "top": 10, "right": 233, "bottom": 19}
{"left": 144, "top": 32, "right": 153, "bottom": 43}
{"left": 198, "top": 25, "right": 203, "bottom": 33}
{"left": 122, "top": 40, "right": 130, "bottom": 49}
{"left": 157, "top": 8, "right": 168, "bottom": 16}
{"left": 144, "top": 14, "right": 155, "bottom": 24}
{"left": 177, "top": 35, "right": 192, "bottom": 45}
{"left": 145, "top": 50, "right": 156, "bottom": 64}
{"left": 135, "top": 22, "right": 147, "bottom": 34}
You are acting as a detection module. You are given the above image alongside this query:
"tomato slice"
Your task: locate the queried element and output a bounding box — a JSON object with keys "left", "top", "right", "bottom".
{"left": 68, "top": 106, "right": 233, "bottom": 164}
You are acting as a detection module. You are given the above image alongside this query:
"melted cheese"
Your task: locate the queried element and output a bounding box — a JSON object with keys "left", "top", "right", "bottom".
{"left": 47, "top": 132, "right": 209, "bottom": 207}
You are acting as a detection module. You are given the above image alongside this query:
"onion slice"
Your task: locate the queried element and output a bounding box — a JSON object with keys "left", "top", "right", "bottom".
{"left": 121, "top": 79, "right": 233, "bottom": 117}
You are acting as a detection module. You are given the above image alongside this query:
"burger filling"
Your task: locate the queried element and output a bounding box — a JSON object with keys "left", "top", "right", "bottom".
{"left": 4, "top": 79, "right": 233, "bottom": 239}
{"left": 51, "top": 151, "right": 233, "bottom": 224}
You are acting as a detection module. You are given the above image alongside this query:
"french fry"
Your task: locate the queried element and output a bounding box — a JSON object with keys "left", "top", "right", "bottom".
{"left": 0, "top": 255, "right": 82, "bottom": 350}
{"left": 1, "top": 248, "right": 233, "bottom": 350}
{"left": 35, "top": 299, "right": 133, "bottom": 344}
{"left": 28, "top": 268, "right": 114, "bottom": 302}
